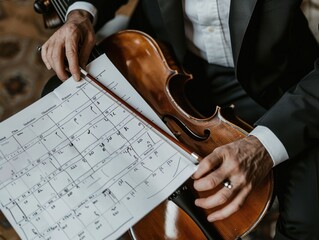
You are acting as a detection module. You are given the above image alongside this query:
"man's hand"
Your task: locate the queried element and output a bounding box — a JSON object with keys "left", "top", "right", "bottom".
{"left": 41, "top": 10, "right": 96, "bottom": 81}
{"left": 192, "top": 135, "right": 273, "bottom": 222}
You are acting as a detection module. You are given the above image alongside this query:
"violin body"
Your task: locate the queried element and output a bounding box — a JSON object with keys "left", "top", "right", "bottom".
{"left": 98, "top": 30, "right": 273, "bottom": 240}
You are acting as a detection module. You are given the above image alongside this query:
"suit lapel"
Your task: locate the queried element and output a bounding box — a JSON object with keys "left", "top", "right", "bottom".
{"left": 229, "top": 0, "right": 257, "bottom": 66}
{"left": 157, "top": 0, "right": 186, "bottom": 61}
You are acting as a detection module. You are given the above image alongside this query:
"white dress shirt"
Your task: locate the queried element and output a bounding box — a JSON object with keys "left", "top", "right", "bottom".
{"left": 68, "top": 1, "right": 289, "bottom": 166}
{"left": 183, "top": 0, "right": 234, "bottom": 67}
{"left": 66, "top": 1, "right": 97, "bottom": 25}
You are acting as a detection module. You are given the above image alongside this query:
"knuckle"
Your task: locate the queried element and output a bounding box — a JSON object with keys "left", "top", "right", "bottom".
{"left": 207, "top": 177, "right": 218, "bottom": 188}
{"left": 237, "top": 176, "right": 247, "bottom": 186}
{"left": 232, "top": 202, "right": 242, "bottom": 212}
{"left": 202, "top": 160, "right": 212, "bottom": 170}
{"left": 66, "top": 49, "right": 77, "bottom": 57}
{"left": 214, "top": 147, "right": 223, "bottom": 155}
{"left": 229, "top": 164, "right": 240, "bottom": 175}
{"left": 65, "top": 23, "right": 78, "bottom": 33}
{"left": 218, "top": 193, "right": 229, "bottom": 204}
{"left": 56, "top": 29, "right": 66, "bottom": 39}
{"left": 61, "top": 25, "right": 80, "bottom": 40}
{"left": 245, "top": 182, "right": 253, "bottom": 191}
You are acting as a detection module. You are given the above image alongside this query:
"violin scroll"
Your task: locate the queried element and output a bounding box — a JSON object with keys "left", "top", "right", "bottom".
{"left": 34, "top": 0, "right": 62, "bottom": 29}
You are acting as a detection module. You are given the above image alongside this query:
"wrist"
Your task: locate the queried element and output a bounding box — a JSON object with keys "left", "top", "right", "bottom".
{"left": 67, "top": 9, "right": 93, "bottom": 23}
{"left": 249, "top": 126, "right": 289, "bottom": 166}
{"left": 247, "top": 135, "right": 274, "bottom": 169}
{"left": 66, "top": 2, "right": 97, "bottom": 25}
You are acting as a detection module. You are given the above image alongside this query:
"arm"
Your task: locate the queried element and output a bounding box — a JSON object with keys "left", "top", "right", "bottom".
{"left": 256, "top": 60, "right": 319, "bottom": 159}
{"left": 193, "top": 60, "right": 319, "bottom": 221}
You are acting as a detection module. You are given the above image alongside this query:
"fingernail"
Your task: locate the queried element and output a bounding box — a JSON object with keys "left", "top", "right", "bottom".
{"left": 207, "top": 216, "right": 216, "bottom": 222}
{"left": 74, "top": 74, "right": 81, "bottom": 81}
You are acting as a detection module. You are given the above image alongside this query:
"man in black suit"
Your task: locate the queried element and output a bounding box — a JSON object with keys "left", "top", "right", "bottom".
{"left": 41, "top": 0, "right": 319, "bottom": 239}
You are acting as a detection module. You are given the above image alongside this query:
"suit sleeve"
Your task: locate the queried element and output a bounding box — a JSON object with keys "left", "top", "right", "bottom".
{"left": 67, "top": 0, "right": 128, "bottom": 31}
{"left": 256, "top": 58, "right": 319, "bottom": 159}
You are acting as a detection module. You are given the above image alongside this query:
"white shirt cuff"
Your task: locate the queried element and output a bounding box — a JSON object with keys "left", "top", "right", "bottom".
{"left": 249, "top": 125, "right": 289, "bottom": 166}
{"left": 66, "top": 2, "right": 97, "bottom": 26}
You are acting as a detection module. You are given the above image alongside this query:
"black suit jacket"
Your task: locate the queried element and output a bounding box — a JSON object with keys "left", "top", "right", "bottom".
{"left": 69, "top": 0, "right": 319, "bottom": 160}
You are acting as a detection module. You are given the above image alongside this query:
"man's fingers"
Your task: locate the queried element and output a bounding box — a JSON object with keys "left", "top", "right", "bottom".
{"left": 79, "top": 33, "right": 95, "bottom": 68}
{"left": 193, "top": 168, "right": 226, "bottom": 191}
{"left": 191, "top": 137, "right": 273, "bottom": 222}
{"left": 41, "top": 36, "right": 69, "bottom": 81}
{"left": 192, "top": 152, "right": 222, "bottom": 179}
{"left": 206, "top": 185, "right": 251, "bottom": 222}
{"left": 40, "top": 44, "right": 51, "bottom": 70}
{"left": 194, "top": 185, "right": 234, "bottom": 209}
{"left": 65, "top": 34, "right": 81, "bottom": 81}
{"left": 52, "top": 42, "right": 69, "bottom": 81}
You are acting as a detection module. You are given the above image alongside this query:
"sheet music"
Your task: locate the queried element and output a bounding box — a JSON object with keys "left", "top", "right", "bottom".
{"left": 0, "top": 54, "right": 198, "bottom": 240}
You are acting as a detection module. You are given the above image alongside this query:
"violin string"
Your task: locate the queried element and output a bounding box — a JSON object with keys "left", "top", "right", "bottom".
{"left": 61, "top": 0, "right": 68, "bottom": 18}
{"left": 51, "top": 0, "right": 66, "bottom": 22}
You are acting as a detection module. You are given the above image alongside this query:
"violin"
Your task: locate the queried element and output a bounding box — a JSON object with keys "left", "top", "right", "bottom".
{"left": 99, "top": 30, "right": 273, "bottom": 240}
{"left": 35, "top": 2, "right": 274, "bottom": 239}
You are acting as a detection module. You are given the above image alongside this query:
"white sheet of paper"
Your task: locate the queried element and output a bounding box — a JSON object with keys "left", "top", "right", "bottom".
{"left": 0, "top": 54, "right": 197, "bottom": 240}
{"left": 86, "top": 54, "right": 172, "bottom": 135}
